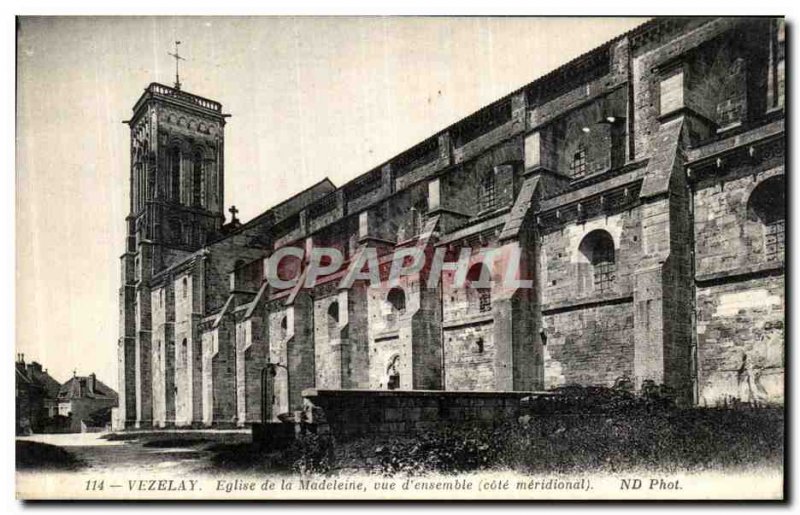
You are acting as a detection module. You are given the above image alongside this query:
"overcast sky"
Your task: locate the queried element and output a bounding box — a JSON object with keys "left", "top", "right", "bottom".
{"left": 16, "top": 16, "right": 645, "bottom": 385}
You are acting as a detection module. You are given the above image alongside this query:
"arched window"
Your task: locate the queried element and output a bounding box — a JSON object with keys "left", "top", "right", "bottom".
{"left": 478, "top": 171, "right": 496, "bottom": 212}
{"left": 467, "top": 263, "right": 492, "bottom": 313}
{"left": 173, "top": 219, "right": 183, "bottom": 245}
{"left": 579, "top": 230, "right": 616, "bottom": 294}
{"left": 327, "top": 301, "right": 339, "bottom": 333}
{"left": 192, "top": 222, "right": 200, "bottom": 246}
{"left": 144, "top": 141, "right": 154, "bottom": 202}
{"left": 169, "top": 147, "right": 181, "bottom": 202}
{"left": 386, "top": 355, "right": 400, "bottom": 390}
{"left": 570, "top": 145, "right": 588, "bottom": 178}
{"left": 192, "top": 151, "right": 203, "bottom": 207}
{"left": 412, "top": 199, "right": 428, "bottom": 235}
{"left": 182, "top": 277, "right": 188, "bottom": 298}
{"left": 279, "top": 315, "right": 288, "bottom": 339}
{"left": 133, "top": 147, "right": 143, "bottom": 211}
{"left": 748, "top": 176, "right": 785, "bottom": 263}
{"left": 386, "top": 287, "right": 406, "bottom": 314}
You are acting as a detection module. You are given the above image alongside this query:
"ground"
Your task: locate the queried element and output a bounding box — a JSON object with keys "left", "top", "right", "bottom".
{"left": 15, "top": 407, "right": 784, "bottom": 477}
{"left": 16, "top": 431, "right": 256, "bottom": 475}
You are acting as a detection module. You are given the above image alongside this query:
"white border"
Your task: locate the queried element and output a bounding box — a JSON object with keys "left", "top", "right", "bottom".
{"left": 4, "top": 3, "right": 797, "bottom": 514}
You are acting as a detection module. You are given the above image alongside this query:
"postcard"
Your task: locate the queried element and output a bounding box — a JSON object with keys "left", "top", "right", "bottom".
{"left": 15, "top": 15, "right": 785, "bottom": 501}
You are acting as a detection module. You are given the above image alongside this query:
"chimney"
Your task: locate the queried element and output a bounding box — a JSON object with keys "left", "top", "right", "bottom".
{"left": 89, "top": 373, "right": 96, "bottom": 394}
{"left": 15, "top": 354, "right": 26, "bottom": 372}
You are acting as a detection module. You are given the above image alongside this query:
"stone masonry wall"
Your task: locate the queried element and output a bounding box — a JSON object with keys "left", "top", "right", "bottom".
{"left": 368, "top": 281, "right": 414, "bottom": 390}
{"left": 314, "top": 291, "right": 345, "bottom": 389}
{"left": 540, "top": 210, "right": 641, "bottom": 306}
{"left": 631, "top": 18, "right": 738, "bottom": 159}
{"left": 694, "top": 167, "right": 785, "bottom": 278}
{"left": 303, "top": 389, "right": 531, "bottom": 439}
{"left": 692, "top": 144, "right": 785, "bottom": 406}
{"left": 150, "top": 283, "right": 175, "bottom": 427}
{"left": 345, "top": 286, "right": 371, "bottom": 389}
{"left": 267, "top": 306, "right": 291, "bottom": 421}
{"left": 696, "top": 275, "right": 784, "bottom": 406}
{"left": 543, "top": 302, "right": 635, "bottom": 389}
{"left": 235, "top": 311, "right": 268, "bottom": 425}
{"left": 442, "top": 271, "right": 496, "bottom": 391}
{"left": 201, "top": 315, "right": 236, "bottom": 426}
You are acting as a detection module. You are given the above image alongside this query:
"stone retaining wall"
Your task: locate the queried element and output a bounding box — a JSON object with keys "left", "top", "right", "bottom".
{"left": 302, "top": 389, "right": 547, "bottom": 439}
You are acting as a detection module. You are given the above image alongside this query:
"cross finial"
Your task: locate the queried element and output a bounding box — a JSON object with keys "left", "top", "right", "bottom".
{"left": 168, "top": 41, "right": 186, "bottom": 90}
{"left": 229, "top": 205, "right": 239, "bottom": 223}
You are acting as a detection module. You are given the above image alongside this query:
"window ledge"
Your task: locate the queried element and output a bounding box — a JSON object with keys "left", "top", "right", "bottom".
{"left": 374, "top": 329, "right": 401, "bottom": 341}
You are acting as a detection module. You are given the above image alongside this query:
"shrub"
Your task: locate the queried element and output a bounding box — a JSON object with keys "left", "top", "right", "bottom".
{"left": 16, "top": 441, "right": 85, "bottom": 471}
{"left": 290, "top": 431, "right": 335, "bottom": 475}
{"left": 329, "top": 407, "right": 783, "bottom": 476}
{"left": 365, "top": 425, "right": 504, "bottom": 477}
{"left": 522, "top": 382, "right": 676, "bottom": 415}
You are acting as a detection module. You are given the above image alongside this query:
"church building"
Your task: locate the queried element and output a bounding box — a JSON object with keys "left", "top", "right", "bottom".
{"left": 117, "top": 17, "right": 785, "bottom": 429}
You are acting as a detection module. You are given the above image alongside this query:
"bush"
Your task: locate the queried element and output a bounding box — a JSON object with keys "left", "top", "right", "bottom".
{"left": 522, "top": 382, "right": 675, "bottom": 415}
{"left": 16, "top": 441, "right": 85, "bottom": 471}
{"left": 329, "top": 407, "right": 783, "bottom": 476}
{"left": 289, "top": 431, "right": 336, "bottom": 475}
{"left": 370, "top": 425, "right": 502, "bottom": 476}
{"left": 500, "top": 407, "right": 784, "bottom": 473}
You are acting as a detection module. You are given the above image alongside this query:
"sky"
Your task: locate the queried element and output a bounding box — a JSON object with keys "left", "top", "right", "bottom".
{"left": 16, "top": 16, "right": 645, "bottom": 385}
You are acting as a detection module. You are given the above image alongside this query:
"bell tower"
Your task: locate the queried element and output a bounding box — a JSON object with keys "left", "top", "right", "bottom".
{"left": 118, "top": 68, "right": 228, "bottom": 428}
{"left": 126, "top": 81, "right": 227, "bottom": 260}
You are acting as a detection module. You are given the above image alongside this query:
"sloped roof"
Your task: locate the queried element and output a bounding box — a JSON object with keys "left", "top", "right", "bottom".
{"left": 58, "top": 376, "right": 118, "bottom": 401}
{"left": 27, "top": 368, "right": 61, "bottom": 399}
{"left": 16, "top": 367, "right": 34, "bottom": 386}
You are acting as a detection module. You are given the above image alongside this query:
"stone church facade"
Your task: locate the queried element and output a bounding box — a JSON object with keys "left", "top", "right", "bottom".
{"left": 117, "top": 17, "right": 785, "bottom": 429}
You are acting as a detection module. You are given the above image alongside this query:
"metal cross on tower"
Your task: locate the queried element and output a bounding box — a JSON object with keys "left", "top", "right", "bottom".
{"left": 168, "top": 41, "right": 186, "bottom": 90}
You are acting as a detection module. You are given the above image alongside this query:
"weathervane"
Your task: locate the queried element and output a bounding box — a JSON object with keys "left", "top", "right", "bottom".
{"left": 168, "top": 40, "right": 186, "bottom": 90}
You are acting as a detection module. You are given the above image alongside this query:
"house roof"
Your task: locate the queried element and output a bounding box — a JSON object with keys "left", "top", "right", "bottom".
{"left": 27, "top": 369, "right": 61, "bottom": 398}
{"left": 57, "top": 376, "right": 118, "bottom": 401}
{"left": 16, "top": 367, "right": 34, "bottom": 385}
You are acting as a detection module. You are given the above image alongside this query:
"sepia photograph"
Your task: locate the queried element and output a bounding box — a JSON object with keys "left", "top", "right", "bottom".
{"left": 14, "top": 14, "right": 786, "bottom": 501}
